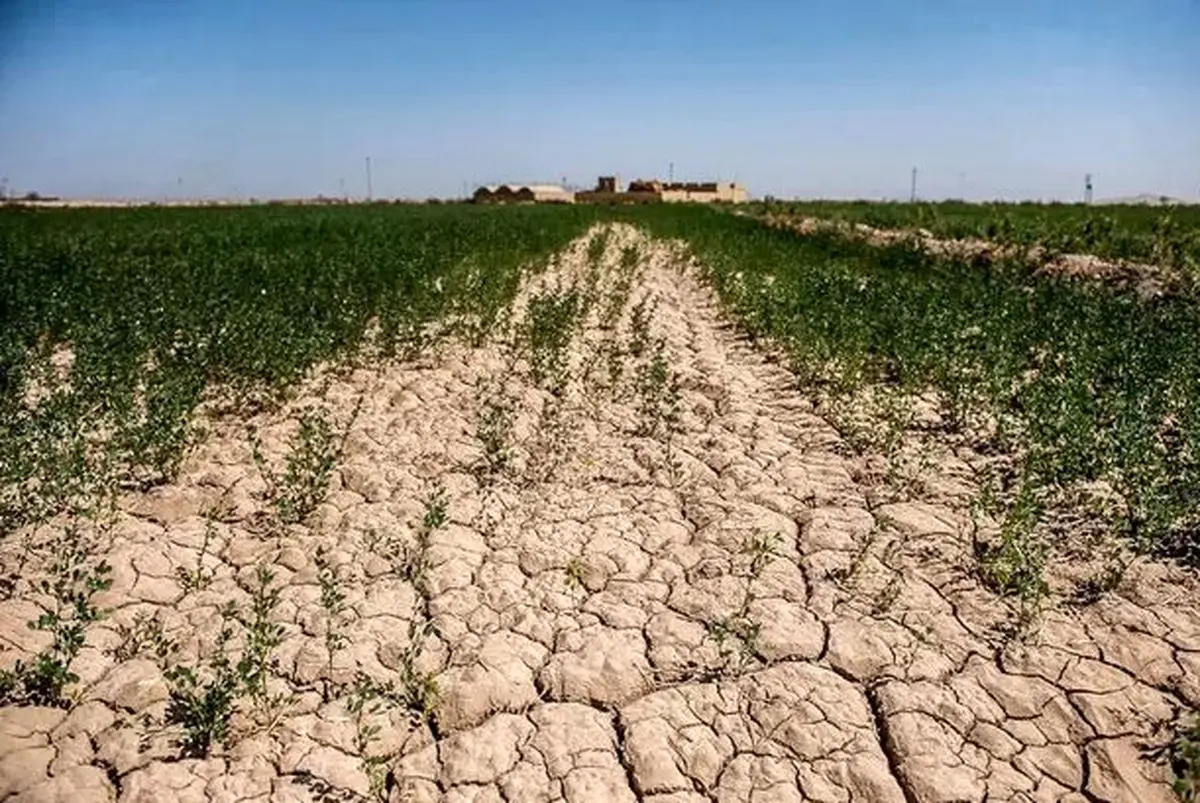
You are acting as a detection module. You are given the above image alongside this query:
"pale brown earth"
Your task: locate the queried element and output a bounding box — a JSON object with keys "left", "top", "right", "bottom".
{"left": 1, "top": 224, "right": 1197, "bottom": 802}
{"left": 761, "top": 213, "right": 1182, "bottom": 299}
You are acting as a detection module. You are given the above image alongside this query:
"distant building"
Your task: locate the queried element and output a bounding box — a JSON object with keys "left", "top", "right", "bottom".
{"left": 473, "top": 176, "right": 748, "bottom": 205}
{"left": 472, "top": 184, "right": 575, "bottom": 204}
{"left": 577, "top": 176, "right": 748, "bottom": 204}
{"left": 626, "top": 179, "right": 748, "bottom": 203}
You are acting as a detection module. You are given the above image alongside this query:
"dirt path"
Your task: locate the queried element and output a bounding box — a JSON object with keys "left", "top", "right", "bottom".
{"left": 1, "top": 225, "right": 1197, "bottom": 802}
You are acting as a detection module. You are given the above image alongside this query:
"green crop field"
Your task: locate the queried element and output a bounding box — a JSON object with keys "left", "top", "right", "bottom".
{"left": 752, "top": 199, "right": 1200, "bottom": 274}
{"left": 0, "top": 203, "right": 600, "bottom": 536}
{"left": 632, "top": 204, "right": 1200, "bottom": 567}
{"left": 2, "top": 200, "right": 1199, "bottom": 798}
{"left": 5, "top": 201, "right": 1199, "bottom": 566}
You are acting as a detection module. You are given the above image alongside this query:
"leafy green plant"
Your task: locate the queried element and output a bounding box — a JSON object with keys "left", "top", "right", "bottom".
{"left": 108, "top": 609, "right": 177, "bottom": 663}
{"left": 705, "top": 531, "right": 779, "bottom": 676}
{"left": 621, "top": 204, "right": 1200, "bottom": 571}
{"left": 522, "top": 287, "right": 581, "bottom": 393}
{"left": 564, "top": 555, "right": 585, "bottom": 590}
{"left": 705, "top": 613, "right": 762, "bottom": 674}
{"left": 586, "top": 228, "right": 610, "bottom": 268}
{"left": 316, "top": 546, "right": 351, "bottom": 702}
{"left": 0, "top": 526, "right": 113, "bottom": 708}
{"left": 473, "top": 380, "right": 514, "bottom": 487}
{"left": 345, "top": 673, "right": 395, "bottom": 801}
{"left": 627, "top": 295, "right": 657, "bottom": 360}
{"left": 161, "top": 564, "right": 288, "bottom": 757}
{"left": 2, "top": 204, "right": 600, "bottom": 562}
{"left": 233, "top": 565, "right": 286, "bottom": 712}
{"left": 973, "top": 480, "right": 1048, "bottom": 632}
{"left": 395, "top": 483, "right": 447, "bottom": 726}
{"left": 743, "top": 530, "right": 780, "bottom": 580}
{"left": 176, "top": 516, "right": 218, "bottom": 594}
{"left": 163, "top": 615, "right": 240, "bottom": 758}
{"left": 633, "top": 340, "right": 681, "bottom": 438}
{"left": 632, "top": 339, "right": 685, "bottom": 483}
{"left": 251, "top": 406, "right": 342, "bottom": 525}
{"left": 1173, "top": 714, "right": 1200, "bottom": 802}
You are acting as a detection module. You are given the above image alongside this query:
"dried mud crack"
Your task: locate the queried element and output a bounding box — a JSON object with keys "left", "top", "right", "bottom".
{"left": 1, "top": 224, "right": 1197, "bottom": 802}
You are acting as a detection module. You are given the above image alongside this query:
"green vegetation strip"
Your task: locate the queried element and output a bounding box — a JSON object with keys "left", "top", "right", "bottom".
{"left": 623, "top": 204, "right": 1200, "bottom": 566}
{"left": 1, "top": 204, "right": 599, "bottom": 536}
{"left": 753, "top": 199, "right": 1200, "bottom": 277}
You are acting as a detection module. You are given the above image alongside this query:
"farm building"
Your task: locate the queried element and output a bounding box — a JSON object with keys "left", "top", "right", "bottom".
{"left": 576, "top": 176, "right": 749, "bottom": 204}
{"left": 627, "top": 179, "right": 748, "bottom": 204}
{"left": 472, "top": 184, "right": 575, "bottom": 204}
{"left": 473, "top": 176, "right": 748, "bottom": 204}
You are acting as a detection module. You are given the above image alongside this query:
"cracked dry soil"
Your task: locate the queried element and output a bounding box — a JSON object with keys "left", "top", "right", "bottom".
{"left": 1, "top": 224, "right": 1198, "bottom": 803}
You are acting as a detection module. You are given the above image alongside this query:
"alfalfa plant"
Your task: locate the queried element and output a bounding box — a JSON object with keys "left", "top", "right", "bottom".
{"left": 634, "top": 340, "right": 685, "bottom": 484}
{"left": 586, "top": 228, "right": 611, "bottom": 269}
{"left": 0, "top": 525, "right": 113, "bottom": 708}
{"left": 526, "top": 389, "right": 573, "bottom": 485}
{"left": 473, "top": 379, "right": 515, "bottom": 488}
{"left": 598, "top": 245, "right": 640, "bottom": 333}
{"left": 397, "top": 622, "right": 440, "bottom": 726}
{"left": 828, "top": 523, "right": 881, "bottom": 586}
{"left": 108, "top": 609, "right": 177, "bottom": 663}
{"left": 316, "top": 546, "right": 352, "bottom": 702}
{"left": 743, "top": 530, "right": 780, "bottom": 580}
{"left": 251, "top": 401, "right": 360, "bottom": 526}
{"left": 522, "top": 287, "right": 582, "bottom": 394}
{"left": 1172, "top": 714, "right": 1200, "bottom": 802}
{"left": 705, "top": 614, "right": 762, "bottom": 676}
{"left": 176, "top": 516, "right": 219, "bottom": 595}
{"left": 162, "top": 565, "right": 288, "bottom": 757}
{"left": 705, "top": 531, "right": 779, "bottom": 676}
{"left": 564, "top": 554, "right": 585, "bottom": 591}
{"left": 972, "top": 479, "right": 1048, "bottom": 634}
{"left": 396, "top": 482, "right": 446, "bottom": 727}
{"left": 233, "top": 565, "right": 287, "bottom": 716}
{"left": 345, "top": 673, "right": 396, "bottom": 802}
{"left": 634, "top": 341, "right": 682, "bottom": 437}
{"left": 410, "top": 481, "right": 446, "bottom": 581}
{"left": 163, "top": 614, "right": 241, "bottom": 758}
{"left": 627, "top": 295, "right": 658, "bottom": 361}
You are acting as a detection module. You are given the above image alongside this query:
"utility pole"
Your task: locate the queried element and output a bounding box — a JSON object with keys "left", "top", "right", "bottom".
{"left": 365, "top": 157, "right": 373, "bottom": 201}
{"left": 669, "top": 162, "right": 674, "bottom": 183}
{"left": 910, "top": 167, "right": 918, "bottom": 203}
{"left": 1084, "top": 173, "right": 1093, "bottom": 205}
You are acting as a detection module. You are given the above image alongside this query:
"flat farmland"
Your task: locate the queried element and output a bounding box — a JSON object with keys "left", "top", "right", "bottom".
{"left": 1, "top": 203, "right": 1198, "bottom": 802}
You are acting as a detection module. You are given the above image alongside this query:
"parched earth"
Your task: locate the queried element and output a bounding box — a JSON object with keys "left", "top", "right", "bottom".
{"left": 1, "top": 225, "right": 1198, "bottom": 802}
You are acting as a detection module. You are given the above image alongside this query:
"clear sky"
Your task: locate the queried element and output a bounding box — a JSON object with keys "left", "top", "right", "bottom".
{"left": 1, "top": 0, "right": 1197, "bottom": 201}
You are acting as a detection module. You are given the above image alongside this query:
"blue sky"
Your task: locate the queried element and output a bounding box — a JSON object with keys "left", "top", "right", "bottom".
{"left": 1, "top": 0, "right": 1197, "bottom": 201}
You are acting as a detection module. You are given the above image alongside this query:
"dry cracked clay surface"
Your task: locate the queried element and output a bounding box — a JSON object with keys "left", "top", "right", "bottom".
{"left": 1, "top": 224, "right": 1198, "bottom": 802}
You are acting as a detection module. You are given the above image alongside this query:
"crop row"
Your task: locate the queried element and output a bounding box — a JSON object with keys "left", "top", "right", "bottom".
{"left": 6, "top": 200, "right": 1199, "bottom": 569}
{"left": 0, "top": 204, "right": 600, "bottom": 537}
{"left": 753, "top": 199, "right": 1200, "bottom": 277}
{"left": 626, "top": 204, "right": 1200, "bottom": 568}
